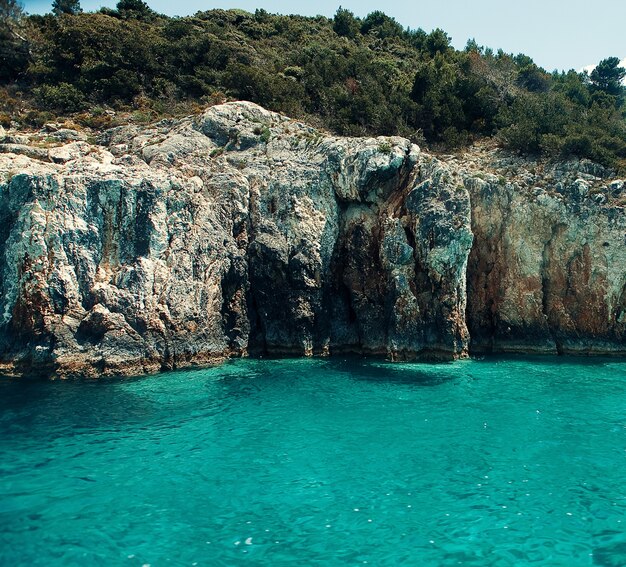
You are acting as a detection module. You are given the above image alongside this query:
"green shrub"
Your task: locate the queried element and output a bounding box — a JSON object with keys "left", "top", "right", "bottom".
{"left": 259, "top": 126, "right": 271, "bottom": 143}
{"left": 0, "top": 6, "right": 621, "bottom": 168}
{"left": 75, "top": 112, "right": 113, "bottom": 129}
{"left": 23, "top": 110, "right": 56, "bottom": 128}
{"left": 33, "top": 83, "right": 86, "bottom": 113}
{"left": 130, "top": 109, "right": 156, "bottom": 124}
{"left": 561, "top": 134, "right": 593, "bottom": 158}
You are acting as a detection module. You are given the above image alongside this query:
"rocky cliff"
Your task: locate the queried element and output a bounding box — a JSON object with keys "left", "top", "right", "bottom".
{"left": 0, "top": 102, "right": 624, "bottom": 377}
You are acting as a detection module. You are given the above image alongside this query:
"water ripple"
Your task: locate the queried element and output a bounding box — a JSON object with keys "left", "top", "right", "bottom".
{"left": 1, "top": 356, "right": 625, "bottom": 565}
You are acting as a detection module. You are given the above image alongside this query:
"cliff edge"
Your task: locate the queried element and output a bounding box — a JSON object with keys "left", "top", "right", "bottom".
{"left": 0, "top": 102, "right": 623, "bottom": 377}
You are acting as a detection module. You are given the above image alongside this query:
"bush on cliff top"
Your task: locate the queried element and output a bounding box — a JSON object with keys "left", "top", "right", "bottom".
{"left": 1, "top": 2, "right": 625, "bottom": 171}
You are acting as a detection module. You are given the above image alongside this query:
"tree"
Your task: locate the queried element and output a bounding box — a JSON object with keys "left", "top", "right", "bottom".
{"left": 0, "top": 0, "right": 29, "bottom": 80}
{"left": 116, "top": 0, "right": 155, "bottom": 20}
{"left": 410, "top": 54, "right": 466, "bottom": 141}
{"left": 464, "top": 38, "right": 482, "bottom": 54}
{"left": 425, "top": 28, "right": 451, "bottom": 56}
{"left": 516, "top": 64, "right": 550, "bottom": 92}
{"left": 0, "top": 0, "right": 23, "bottom": 22}
{"left": 552, "top": 70, "right": 590, "bottom": 107}
{"left": 52, "top": 0, "right": 82, "bottom": 16}
{"left": 360, "top": 11, "right": 403, "bottom": 39}
{"left": 590, "top": 57, "right": 626, "bottom": 98}
{"left": 333, "top": 7, "right": 359, "bottom": 39}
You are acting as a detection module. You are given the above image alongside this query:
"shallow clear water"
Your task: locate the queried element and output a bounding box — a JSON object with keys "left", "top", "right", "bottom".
{"left": 1, "top": 356, "right": 626, "bottom": 566}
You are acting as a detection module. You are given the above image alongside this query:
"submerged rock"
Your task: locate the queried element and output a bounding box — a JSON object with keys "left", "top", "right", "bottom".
{"left": 0, "top": 102, "right": 623, "bottom": 377}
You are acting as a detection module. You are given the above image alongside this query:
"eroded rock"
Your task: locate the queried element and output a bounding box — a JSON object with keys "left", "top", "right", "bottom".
{"left": 0, "top": 102, "right": 623, "bottom": 377}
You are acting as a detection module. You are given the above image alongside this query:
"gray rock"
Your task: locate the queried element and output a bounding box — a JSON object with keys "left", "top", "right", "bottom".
{"left": 45, "top": 128, "right": 88, "bottom": 143}
{"left": 0, "top": 143, "right": 50, "bottom": 161}
{"left": 48, "top": 142, "right": 91, "bottom": 163}
{"left": 579, "top": 159, "right": 610, "bottom": 179}
{"left": 0, "top": 101, "right": 623, "bottom": 378}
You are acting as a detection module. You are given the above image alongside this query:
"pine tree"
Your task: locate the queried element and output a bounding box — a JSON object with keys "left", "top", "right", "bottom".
{"left": 590, "top": 57, "right": 626, "bottom": 98}
{"left": 116, "top": 0, "right": 154, "bottom": 20}
{"left": 51, "top": 0, "right": 82, "bottom": 16}
{"left": 333, "top": 7, "right": 359, "bottom": 39}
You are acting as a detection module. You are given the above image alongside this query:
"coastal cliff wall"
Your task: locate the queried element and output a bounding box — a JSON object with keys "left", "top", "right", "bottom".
{"left": 0, "top": 102, "right": 623, "bottom": 377}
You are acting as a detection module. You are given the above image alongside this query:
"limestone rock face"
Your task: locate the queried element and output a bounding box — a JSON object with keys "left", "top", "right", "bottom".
{"left": 459, "top": 152, "right": 626, "bottom": 355}
{"left": 0, "top": 102, "right": 623, "bottom": 377}
{"left": 0, "top": 102, "right": 472, "bottom": 376}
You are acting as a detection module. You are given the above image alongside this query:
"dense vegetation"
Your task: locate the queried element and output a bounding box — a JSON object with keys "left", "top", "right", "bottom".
{"left": 1, "top": 0, "right": 625, "bottom": 170}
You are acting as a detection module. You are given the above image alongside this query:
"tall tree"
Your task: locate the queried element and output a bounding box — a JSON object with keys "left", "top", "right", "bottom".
{"left": 590, "top": 57, "right": 626, "bottom": 98}
{"left": 52, "top": 0, "right": 82, "bottom": 16}
{"left": 116, "top": 0, "right": 155, "bottom": 20}
{"left": 0, "top": 0, "right": 29, "bottom": 80}
{"left": 333, "top": 7, "right": 359, "bottom": 39}
{"left": 360, "top": 11, "right": 403, "bottom": 39}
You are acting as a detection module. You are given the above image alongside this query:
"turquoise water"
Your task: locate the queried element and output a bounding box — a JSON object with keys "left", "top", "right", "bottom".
{"left": 1, "top": 357, "right": 626, "bottom": 566}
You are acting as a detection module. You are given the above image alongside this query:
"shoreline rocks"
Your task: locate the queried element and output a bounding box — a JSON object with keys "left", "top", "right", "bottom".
{"left": 0, "top": 102, "right": 623, "bottom": 378}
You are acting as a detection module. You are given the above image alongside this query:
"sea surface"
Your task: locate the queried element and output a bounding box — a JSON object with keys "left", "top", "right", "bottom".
{"left": 1, "top": 356, "right": 625, "bottom": 566}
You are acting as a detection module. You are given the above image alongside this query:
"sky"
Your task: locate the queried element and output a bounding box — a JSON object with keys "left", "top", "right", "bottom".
{"left": 22, "top": 0, "right": 626, "bottom": 74}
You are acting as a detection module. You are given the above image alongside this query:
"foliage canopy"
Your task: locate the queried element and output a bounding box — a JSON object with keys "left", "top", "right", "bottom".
{"left": 1, "top": 4, "right": 624, "bottom": 170}
{"left": 51, "top": 0, "right": 82, "bottom": 16}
